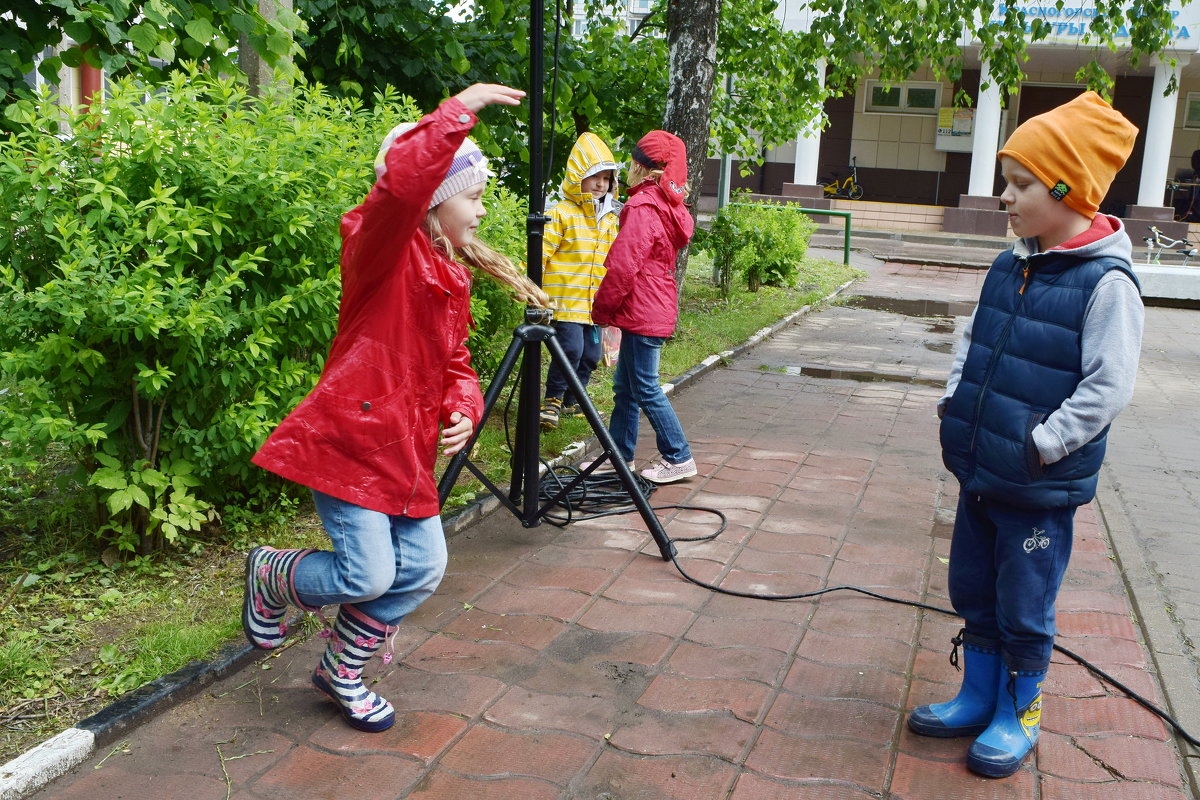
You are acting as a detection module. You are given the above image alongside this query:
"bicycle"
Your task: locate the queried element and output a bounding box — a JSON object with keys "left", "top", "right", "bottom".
{"left": 1142, "top": 224, "right": 1198, "bottom": 266}
{"left": 819, "top": 156, "right": 864, "bottom": 200}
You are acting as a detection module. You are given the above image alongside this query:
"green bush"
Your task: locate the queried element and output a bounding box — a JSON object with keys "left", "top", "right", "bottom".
{"left": 697, "top": 195, "right": 817, "bottom": 293}
{"left": 0, "top": 69, "right": 526, "bottom": 553}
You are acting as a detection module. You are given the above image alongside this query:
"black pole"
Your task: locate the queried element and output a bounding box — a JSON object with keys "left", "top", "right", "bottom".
{"left": 435, "top": 1, "right": 674, "bottom": 561}
{"left": 513, "top": 0, "right": 550, "bottom": 524}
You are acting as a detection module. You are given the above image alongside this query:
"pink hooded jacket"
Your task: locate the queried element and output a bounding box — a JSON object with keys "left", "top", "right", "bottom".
{"left": 591, "top": 180, "right": 695, "bottom": 336}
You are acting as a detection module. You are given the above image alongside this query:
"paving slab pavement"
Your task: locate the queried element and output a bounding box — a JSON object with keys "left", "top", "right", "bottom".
{"left": 21, "top": 249, "right": 1198, "bottom": 799}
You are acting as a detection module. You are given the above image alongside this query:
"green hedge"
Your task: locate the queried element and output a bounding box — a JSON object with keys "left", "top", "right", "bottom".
{"left": 0, "top": 70, "right": 526, "bottom": 553}
{"left": 696, "top": 195, "right": 817, "bottom": 293}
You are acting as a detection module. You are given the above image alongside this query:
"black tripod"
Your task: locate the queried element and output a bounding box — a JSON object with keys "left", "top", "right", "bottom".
{"left": 435, "top": 0, "right": 674, "bottom": 562}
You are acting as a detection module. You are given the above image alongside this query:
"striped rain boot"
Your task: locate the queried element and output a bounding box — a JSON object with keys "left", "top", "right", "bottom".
{"left": 311, "top": 605, "right": 397, "bottom": 733}
{"left": 967, "top": 666, "right": 1046, "bottom": 778}
{"left": 241, "top": 546, "right": 320, "bottom": 649}
{"left": 908, "top": 631, "right": 1001, "bottom": 737}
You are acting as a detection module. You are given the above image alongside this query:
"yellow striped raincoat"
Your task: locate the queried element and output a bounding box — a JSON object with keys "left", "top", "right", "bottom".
{"left": 543, "top": 133, "right": 620, "bottom": 324}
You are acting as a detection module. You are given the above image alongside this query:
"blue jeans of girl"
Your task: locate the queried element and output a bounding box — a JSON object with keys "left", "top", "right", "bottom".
{"left": 609, "top": 331, "right": 691, "bottom": 464}
{"left": 545, "top": 321, "right": 601, "bottom": 403}
{"left": 947, "top": 494, "right": 1076, "bottom": 671}
{"left": 292, "top": 490, "right": 447, "bottom": 626}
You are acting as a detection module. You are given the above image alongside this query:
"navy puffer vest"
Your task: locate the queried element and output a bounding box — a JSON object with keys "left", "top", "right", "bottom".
{"left": 940, "top": 249, "right": 1137, "bottom": 509}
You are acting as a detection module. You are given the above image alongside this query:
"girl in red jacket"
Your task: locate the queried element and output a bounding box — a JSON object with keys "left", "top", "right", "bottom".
{"left": 592, "top": 131, "right": 697, "bottom": 483}
{"left": 242, "top": 84, "right": 546, "bottom": 733}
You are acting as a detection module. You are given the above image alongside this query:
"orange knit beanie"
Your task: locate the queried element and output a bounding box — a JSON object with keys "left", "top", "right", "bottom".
{"left": 997, "top": 91, "right": 1138, "bottom": 218}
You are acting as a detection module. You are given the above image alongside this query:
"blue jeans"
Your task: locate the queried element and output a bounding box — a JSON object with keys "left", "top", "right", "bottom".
{"left": 545, "top": 321, "right": 601, "bottom": 403}
{"left": 292, "top": 491, "right": 447, "bottom": 626}
{"left": 609, "top": 331, "right": 691, "bottom": 464}
{"left": 947, "top": 494, "right": 1076, "bottom": 671}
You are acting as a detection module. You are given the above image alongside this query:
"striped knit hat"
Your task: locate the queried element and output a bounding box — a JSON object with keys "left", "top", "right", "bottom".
{"left": 374, "top": 122, "right": 493, "bottom": 208}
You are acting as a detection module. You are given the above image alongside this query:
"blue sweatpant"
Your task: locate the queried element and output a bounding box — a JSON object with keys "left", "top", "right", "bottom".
{"left": 545, "top": 321, "right": 601, "bottom": 403}
{"left": 947, "top": 494, "right": 1076, "bottom": 672}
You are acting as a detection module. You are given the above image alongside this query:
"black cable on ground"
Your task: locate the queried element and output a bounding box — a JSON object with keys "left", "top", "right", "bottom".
{"left": 536, "top": 466, "right": 1200, "bottom": 752}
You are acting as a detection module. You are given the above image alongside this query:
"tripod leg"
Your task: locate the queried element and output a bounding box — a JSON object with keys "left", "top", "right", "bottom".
{"left": 437, "top": 331, "right": 526, "bottom": 507}
{"left": 544, "top": 335, "right": 677, "bottom": 561}
{"left": 513, "top": 335, "right": 543, "bottom": 521}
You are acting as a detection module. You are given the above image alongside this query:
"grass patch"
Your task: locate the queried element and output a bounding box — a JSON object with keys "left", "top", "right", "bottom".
{"left": 0, "top": 250, "right": 862, "bottom": 762}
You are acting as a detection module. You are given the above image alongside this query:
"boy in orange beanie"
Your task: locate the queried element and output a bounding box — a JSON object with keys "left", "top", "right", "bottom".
{"left": 908, "top": 91, "right": 1145, "bottom": 779}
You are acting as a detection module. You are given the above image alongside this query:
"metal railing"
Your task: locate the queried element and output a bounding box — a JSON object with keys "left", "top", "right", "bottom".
{"left": 729, "top": 203, "right": 852, "bottom": 265}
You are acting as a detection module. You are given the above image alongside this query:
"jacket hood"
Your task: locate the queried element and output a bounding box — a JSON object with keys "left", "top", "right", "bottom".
{"left": 563, "top": 133, "right": 619, "bottom": 208}
{"left": 1013, "top": 213, "right": 1132, "bottom": 267}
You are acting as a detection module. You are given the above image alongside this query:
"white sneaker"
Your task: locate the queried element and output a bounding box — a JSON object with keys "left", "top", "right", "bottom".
{"left": 640, "top": 457, "right": 698, "bottom": 484}
{"left": 578, "top": 457, "right": 635, "bottom": 473}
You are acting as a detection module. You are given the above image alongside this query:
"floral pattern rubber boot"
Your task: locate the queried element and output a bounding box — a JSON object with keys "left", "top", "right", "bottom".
{"left": 311, "top": 604, "right": 398, "bottom": 732}
{"left": 242, "top": 546, "right": 319, "bottom": 649}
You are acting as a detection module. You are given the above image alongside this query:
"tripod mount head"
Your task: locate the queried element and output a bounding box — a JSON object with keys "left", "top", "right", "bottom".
{"left": 525, "top": 305, "right": 554, "bottom": 325}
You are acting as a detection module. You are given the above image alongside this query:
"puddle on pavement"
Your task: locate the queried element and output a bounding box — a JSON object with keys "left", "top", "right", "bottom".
{"left": 926, "top": 321, "right": 956, "bottom": 335}
{"left": 844, "top": 295, "right": 977, "bottom": 318}
{"left": 924, "top": 341, "right": 954, "bottom": 354}
{"left": 779, "top": 365, "right": 945, "bottom": 388}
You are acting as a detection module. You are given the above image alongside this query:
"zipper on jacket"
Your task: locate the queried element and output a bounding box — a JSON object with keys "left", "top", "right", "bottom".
{"left": 967, "top": 255, "right": 1032, "bottom": 462}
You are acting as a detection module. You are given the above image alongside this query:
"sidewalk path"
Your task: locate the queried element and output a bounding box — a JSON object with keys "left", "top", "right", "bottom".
{"left": 1096, "top": 302, "right": 1200, "bottom": 781}
{"left": 29, "top": 254, "right": 1195, "bottom": 799}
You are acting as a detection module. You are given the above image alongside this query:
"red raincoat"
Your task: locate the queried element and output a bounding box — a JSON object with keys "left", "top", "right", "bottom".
{"left": 591, "top": 180, "right": 694, "bottom": 336}
{"left": 251, "top": 98, "right": 485, "bottom": 517}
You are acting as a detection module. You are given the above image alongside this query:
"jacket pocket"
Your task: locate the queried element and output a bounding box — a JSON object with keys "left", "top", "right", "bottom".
{"left": 308, "top": 337, "right": 411, "bottom": 458}
{"left": 1025, "top": 411, "right": 1046, "bottom": 481}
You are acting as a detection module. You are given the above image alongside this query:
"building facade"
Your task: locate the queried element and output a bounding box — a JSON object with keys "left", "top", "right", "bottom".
{"left": 705, "top": 1, "right": 1200, "bottom": 236}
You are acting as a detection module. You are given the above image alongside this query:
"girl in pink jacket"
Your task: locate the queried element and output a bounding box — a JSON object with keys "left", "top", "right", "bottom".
{"left": 592, "top": 130, "right": 697, "bottom": 484}
{"left": 243, "top": 84, "right": 546, "bottom": 733}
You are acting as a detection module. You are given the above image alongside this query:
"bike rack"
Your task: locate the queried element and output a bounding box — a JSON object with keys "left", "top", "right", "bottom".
{"left": 730, "top": 203, "right": 853, "bottom": 265}
{"left": 1143, "top": 225, "right": 1199, "bottom": 266}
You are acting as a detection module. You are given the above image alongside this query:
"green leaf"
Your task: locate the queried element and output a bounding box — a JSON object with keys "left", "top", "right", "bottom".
{"left": 181, "top": 37, "right": 205, "bottom": 58}
{"left": 154, "top": 41, "right": 176, "bottom": 62}
{"left": 64, "top": 22, "right": 94, "bottom": 44}
{"left": 143, "top": 0, "right": 172, "bottom": 26}
{"left": 3, "top": 100, "right": 35, "bottom": 125}
{"left": 90, "top": 469, "right": 128, "bottom": 491}
{"left": 128, "top": 22, "right": 161, "bottom": 54}
{"left": 59, "top": 47, "right": 85, "bottom": 68}
{"left": 185, "top": 18, "right": 214, "bottom": 44}
{"left": 128, "top": 484, "right": 151, "bottom": 509}
{"left": 265, "top": 29, "right": 292, "bottom": 57}
{"left": 108, "top": 488, "right": 134, "bottom": 513}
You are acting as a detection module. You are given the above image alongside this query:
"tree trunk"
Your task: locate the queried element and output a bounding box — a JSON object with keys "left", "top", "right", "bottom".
{"left": 663, "top": 0, "right": 721, "bottom": 285}
{"left": 239, "top": 0, "right": 293, "bottom": 97}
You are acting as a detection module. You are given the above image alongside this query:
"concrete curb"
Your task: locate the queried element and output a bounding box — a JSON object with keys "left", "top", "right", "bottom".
{"left": 1094, "top": 467, "right": 1200, "bottom": 797}
{"left": 0, "top": 271, "right": 863, "bottom": 800}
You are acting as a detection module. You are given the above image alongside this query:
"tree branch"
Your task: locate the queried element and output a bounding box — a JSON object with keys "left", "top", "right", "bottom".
{"left": 131, "top": 380, "right": 149, "bottom": 458}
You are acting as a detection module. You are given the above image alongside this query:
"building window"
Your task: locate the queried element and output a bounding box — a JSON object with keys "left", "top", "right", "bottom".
{"left": 1185, "top": 92, "right": 1200, "bottom": 129}
{"left": 864, "top": 80, "right": 941, "bottom": 115}
{"left": 629, "top": 0, "right": 653, "bottom": 11}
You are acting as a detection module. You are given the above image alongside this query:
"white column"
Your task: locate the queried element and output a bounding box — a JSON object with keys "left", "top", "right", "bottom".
{"left": 1138, "top": 54, "right": 1187, "bottom": 207}
{"left": 968, "top": 59, "right": 1004, "bottom": 197}
{"left": 793, "top": 58, "right": 827, "bottom": 185}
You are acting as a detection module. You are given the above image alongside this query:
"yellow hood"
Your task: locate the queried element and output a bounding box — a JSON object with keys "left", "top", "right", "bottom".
{"left": 562, "top": 132, "right": 618, "bottom": 207}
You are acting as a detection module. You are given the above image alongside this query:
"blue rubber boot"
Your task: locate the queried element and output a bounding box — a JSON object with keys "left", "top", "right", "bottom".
{"left": 908, "top": 631, "right": 1001, "bottom": 737}
{"left": 967, "top": 666, "right": 1046, "bottom": 778}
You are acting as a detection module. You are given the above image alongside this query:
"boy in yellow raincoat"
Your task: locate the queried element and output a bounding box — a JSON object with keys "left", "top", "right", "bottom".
{"left": 539, "top": 133, "right": 621, "bottom": 428}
